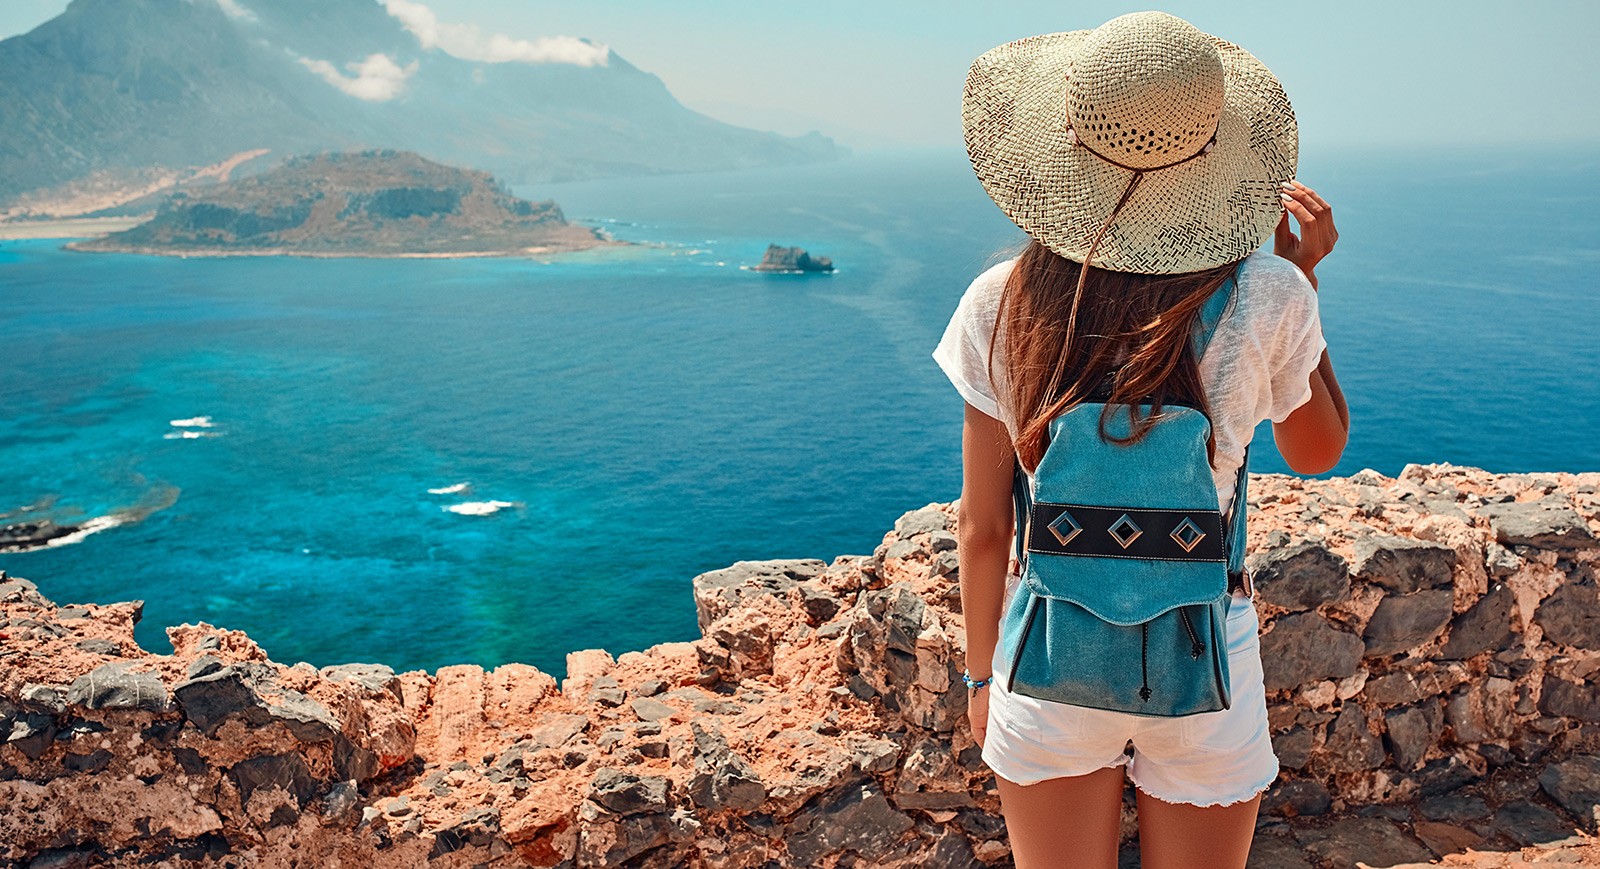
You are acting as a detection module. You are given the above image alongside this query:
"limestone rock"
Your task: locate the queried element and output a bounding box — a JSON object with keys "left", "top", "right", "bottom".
{"left": 1259, "top": 612, "right": 1364, "bottom": 692}
{"left": 173, "top": 664, "right": 339, "bottom": 742}
{"left": 1350, "top": 533, "right": 1457, "bottom": 593}
{"left": 782, "top": 779, "right": 913, "bottom": 865}
{"left": 751, "top": 245, "right": 835, "bottom": 274}
{"left": 1535, "top": 581, "right": 1600, "bottom": 650}
{"left": 687, "top": 721, "right": 766, "bottom": 812}
{"left": 1261, "top": 780, "right": 1331, "bottom": 817}
{"left": 1294, "top": 817, "right": 1433, "bottom": 867}
{"left": 66, "top": 662, "right": 170, "bottom": 712}
{"left": 1539, "top": 754, "right": 1600, "bottom": 832}
{"left": 1323, "top": 704, "right": 1386, "bottom": 772}
{"left": 1362, "top": 589, "right": 1454, "bottom": 657}
{"left": 1384, "top": 702, "right": 1443, "bottom": 772}
{"left": 1540, "top": 675, "right": 1600, "bottom": 722}
{"left": 1440, "top": 584, "right": 1516, "bottom": 659}
{"left": 1491, "top": 800, "right": 1581, "bottom": 846}
{"left": 589, "top": 768, "right": 672, "bottom": 817}
{"left": 1248, "top": 541, "right": 1350, "bottom": 611}
{"left": 1446, "top": 678, "right": 1517, "bottom": 743}
{"left": 1480, "top": 496, "right": 1597, "bottom": 549}
{"left": 692, "top": 558, "right": 827, "bottom": 632}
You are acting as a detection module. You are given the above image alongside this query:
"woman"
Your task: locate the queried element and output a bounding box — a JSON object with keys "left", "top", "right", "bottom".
{"left": 932, "top": 12, "right": 1350, "bottom": 869}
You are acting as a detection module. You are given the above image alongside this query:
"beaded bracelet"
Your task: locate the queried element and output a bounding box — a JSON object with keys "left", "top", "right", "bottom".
{"left": 962, "top": 669, "right": 992, "bottom": 691}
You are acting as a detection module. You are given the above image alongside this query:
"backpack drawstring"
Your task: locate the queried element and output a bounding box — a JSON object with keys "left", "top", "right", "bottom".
{"left": 1139, "top": 623, "right": 1152, "bottom": 702}
{"left": 1179, "top": 608, "right": 1205, "bottom": 660}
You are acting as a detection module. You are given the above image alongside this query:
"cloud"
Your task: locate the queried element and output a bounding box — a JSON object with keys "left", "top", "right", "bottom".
{"left": 381, "top": 0, "right": 609, "bottom": 67}
{"left": 297, "top": 53, "right": 419, "bottom": 102}
{"left": 213, "top": 0, "right": 257, "bottom": 22}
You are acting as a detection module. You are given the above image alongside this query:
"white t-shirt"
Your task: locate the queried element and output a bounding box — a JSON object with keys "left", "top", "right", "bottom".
{"left": 931, "top": 249, "right": 1328, "bottom": 519}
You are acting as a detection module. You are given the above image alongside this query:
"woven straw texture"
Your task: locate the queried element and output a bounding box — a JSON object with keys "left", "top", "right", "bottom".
{"left": 963, "top": 12, "right": 1297, "bottom": 274}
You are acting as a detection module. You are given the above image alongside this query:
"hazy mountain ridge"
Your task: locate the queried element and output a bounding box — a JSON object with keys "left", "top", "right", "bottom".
{"left": 0, "top": 0, "right": 841, "bottom": 212}
{"left": 70, "top": 149, "right": 610, "bottom": 256}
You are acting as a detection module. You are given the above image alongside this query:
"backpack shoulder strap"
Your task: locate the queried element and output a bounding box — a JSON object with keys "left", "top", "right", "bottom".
{"left": 1224, "top": 443, "right": 1250, "bottom": 588}
{"left": 1190, "top": 264, "right": 1241, "bottom": 361}
{"left": 1011, "top": 456, "right": 1031, "bottom": 567}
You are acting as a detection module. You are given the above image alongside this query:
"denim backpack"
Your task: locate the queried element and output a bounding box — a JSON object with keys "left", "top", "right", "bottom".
{"left": 997, "top": 269, "right": 1250, "bottom": 717}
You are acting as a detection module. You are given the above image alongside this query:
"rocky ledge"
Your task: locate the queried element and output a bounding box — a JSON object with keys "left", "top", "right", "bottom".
{"left": 3, "top": 463, "right": 1600, "bottom": 868}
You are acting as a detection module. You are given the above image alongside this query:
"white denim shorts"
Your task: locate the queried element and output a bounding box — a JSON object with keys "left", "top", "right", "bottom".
{"left": 981, "top": 576, "right": 1279, "bottom": 808}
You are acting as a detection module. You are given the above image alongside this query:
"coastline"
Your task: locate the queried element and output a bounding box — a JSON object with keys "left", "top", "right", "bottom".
{"left": 59, "top": 237, "right": 627, "bottom": 260}
{"left": 0, "top": 218, "right": 628, "bottom": 259}
{"left": 2, "top": 463, "right": 1598, "bottom": 866}
{"left": 0, "top": 217, "right": 148, "bottom": 240}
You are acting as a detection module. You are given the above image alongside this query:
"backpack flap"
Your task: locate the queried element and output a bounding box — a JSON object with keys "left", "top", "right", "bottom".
{"left": 1021, "top": 403, "right": 1228, "bottom": 624}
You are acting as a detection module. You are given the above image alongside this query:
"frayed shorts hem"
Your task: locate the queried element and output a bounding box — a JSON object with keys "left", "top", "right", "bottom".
{"left": 1125, "top": 759, "right": 1280, "bottom": 809}
{"left": 987, "top": 754, "right": 1129, "bottom": 788}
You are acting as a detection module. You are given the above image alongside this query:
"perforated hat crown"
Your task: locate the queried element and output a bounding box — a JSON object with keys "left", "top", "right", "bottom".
{"left": 1067, "top": 14, "right": 1224, "bottom": 170}
{"left": 963, "top": 11, "right": 1297, "bottom": 274}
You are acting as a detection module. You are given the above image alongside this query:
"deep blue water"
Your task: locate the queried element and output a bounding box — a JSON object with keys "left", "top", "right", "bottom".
{"left": 2, "top": 148, "right": 1596, "bottom": 678}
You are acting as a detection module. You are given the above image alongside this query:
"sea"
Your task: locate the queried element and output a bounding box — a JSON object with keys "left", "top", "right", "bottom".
{"left": 2, "top": 147, "right": 1596, "bottom": 679}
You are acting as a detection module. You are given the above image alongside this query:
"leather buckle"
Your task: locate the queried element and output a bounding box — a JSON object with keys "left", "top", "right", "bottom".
{"left": 1230, "top": 567, "right": 1255, "bottom": 599}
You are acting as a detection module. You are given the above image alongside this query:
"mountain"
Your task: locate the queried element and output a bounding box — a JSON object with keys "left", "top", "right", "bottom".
{"left": 70, "top": 150, "right": 610, "bottom": 257}
{"left": 0, "top": 0, "right": 842, "bottom": 215}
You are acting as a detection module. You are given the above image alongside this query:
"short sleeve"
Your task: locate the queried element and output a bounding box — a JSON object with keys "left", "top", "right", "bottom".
{"left": 1264, "top": 266, "right": 1329, "bottom": 423}
{"left": 931, "top": 261, "right": 1011, "bottom": 422}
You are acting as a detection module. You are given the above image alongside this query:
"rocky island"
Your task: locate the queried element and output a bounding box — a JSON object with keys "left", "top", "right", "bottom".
{"left": 70, "top": 151, "right": 611, "bottom": 258}
{"left": 3, "top": 463, "right": 1600, "bottom": 867}
{"left": 750, "top": 245, "right": 835, "bottom": 274}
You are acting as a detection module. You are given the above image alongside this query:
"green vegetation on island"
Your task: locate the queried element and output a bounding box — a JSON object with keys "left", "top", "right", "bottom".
{"left": 71, "top": 151, "right": 611, "bottom": 258}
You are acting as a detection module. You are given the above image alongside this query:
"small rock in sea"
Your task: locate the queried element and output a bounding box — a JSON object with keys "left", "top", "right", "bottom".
{"left": 750, "top": 244, "right": 834, "bottom": 273}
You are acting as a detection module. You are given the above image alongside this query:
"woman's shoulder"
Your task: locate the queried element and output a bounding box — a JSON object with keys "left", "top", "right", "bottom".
{"left": 960, "top": 256, "right": 1011, "bottom": 307}
{"left": 1236, "top": 250, "right": 1315, "bottom": 302}
{"left": 967, "top": 255, "right": 1018, "bottom": 298}
{"left": 951, "top": 255, "right": 1018, "bottom": 324}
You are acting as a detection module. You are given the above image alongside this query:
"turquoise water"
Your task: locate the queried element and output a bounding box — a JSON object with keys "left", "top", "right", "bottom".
{"left": 2, "top": 148, "right": 1596, "bottom": 678}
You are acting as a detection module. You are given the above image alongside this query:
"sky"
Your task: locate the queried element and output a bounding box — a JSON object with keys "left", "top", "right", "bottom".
{"left": 3, "top": 0, "right": 1597, "bottom": 151}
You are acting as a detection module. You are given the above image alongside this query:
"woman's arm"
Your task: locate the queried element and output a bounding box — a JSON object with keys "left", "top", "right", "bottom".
{"left": 1273, "top": 348, "right": 1349, "bottom": 474}
{"left": 958, "top": 402, "right": 1016, "bottom": 682}
{"left": 1271, "top": 181, "right": 1350, "bottom": 474}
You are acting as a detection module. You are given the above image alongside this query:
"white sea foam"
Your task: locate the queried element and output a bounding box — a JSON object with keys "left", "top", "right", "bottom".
{"left": 170, "top": 416, "right": 216, "bottom": 428}
{"left": 428, "top": 482, "right": 471, "bottom": 495}
{"left": 45, "top": 514, "right": 127, "bottom": 547}
{"left": 164, "top": 430, "right": 219, "bottom": 439}
{"left": 444, "top": 500, "right": 517, "bottom": 516}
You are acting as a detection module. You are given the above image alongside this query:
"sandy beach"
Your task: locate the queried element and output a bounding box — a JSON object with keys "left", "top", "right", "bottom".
{"left": 0, "top": 217, "right": 147, "bottom": 240}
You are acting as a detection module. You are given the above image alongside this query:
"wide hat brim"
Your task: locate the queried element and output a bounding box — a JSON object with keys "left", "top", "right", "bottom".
{"left": 963, "top": 29, "right": 1298, "bottom": 274}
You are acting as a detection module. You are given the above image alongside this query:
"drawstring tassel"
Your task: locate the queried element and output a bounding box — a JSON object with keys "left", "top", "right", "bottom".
{"left": 1139, "top": 622, "right": 1152, "bottom": 702}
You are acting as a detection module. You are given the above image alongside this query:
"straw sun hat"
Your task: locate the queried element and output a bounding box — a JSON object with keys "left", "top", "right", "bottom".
{"left": 963, "top": 11, "right": 1297, "bottom": 275}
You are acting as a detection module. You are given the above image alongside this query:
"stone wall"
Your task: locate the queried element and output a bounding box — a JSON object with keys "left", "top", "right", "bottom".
{"left": 2, "top": 463, "right": 1599, "bottom": 867}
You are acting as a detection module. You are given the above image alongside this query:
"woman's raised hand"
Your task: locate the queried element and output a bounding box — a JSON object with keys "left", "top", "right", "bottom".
{"left": 1274, "top": 180, "right": 1338, "bottom": 289}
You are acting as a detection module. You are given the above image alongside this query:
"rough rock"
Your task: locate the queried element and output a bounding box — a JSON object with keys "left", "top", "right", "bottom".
{"left": 1540, "top": 755, "right": 1600, "bottom": 832}
{"left": 1259, "top": 612, "right": 1364, "bottom": 692}
{"left": 65, "top": 662, "right": 169, "bottom": 712}
{"left": 1480, "top": 495, "right": 1597, "bottom": 549}
{"left": 1249, "top": 540, "right": 1351, "bottom": 610}
{"left": 1351, "top": 533, "right": 1457, "bottom": 593}
{"left": 1440, "top": 583, "right": 1517, "bottom": 659}
{"left": 1362, "top": 589, "right": 1454, "bottom": 657}
{"left": 1535, "top": 581, "right": 1600, "bottom": 650}
{"left": 1294, "top": 816, "right": 1434, "bottom": 867}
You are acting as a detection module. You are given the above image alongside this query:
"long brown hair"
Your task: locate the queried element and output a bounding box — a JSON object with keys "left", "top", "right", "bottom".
{"left": 988, "top": 240, "right": 1241, "bottom": 473}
